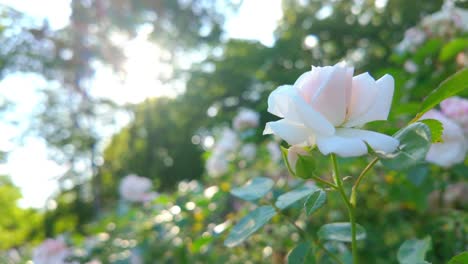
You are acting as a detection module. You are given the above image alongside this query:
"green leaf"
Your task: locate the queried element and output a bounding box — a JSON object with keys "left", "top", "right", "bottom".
{"left": 288, "top": 242, "right": 316, "bottom": 264}
{"left": 380, "top": 123, "right": 431, "bottom": 170}
{"left": 439, "top": 38, "right": 468, "bottom": 62}
{"left": 275, "top": 185, "right": 318, "bottom": 210}
{"left": 224, "top": 206, "right": 276, "bottom": 247}
{"left": 230, "top": 177, "right": 274, "bottom": 201}
{"left": 419, "top": 119, "right": 443, "bottom": 143}
{"left": 304, "top": 189, "right": 326, "bottom": 216}
{"left": 317, "top": 222, "right": 366, "bottom": 242}
{"left": 406, "top": 165, "right": 429, "bottom": 186}
{"left": 414, "top": 68, "right": 468, "bottom": 121}
{"left": 281, "top": 146, "right": 295, "bottom": 176}
{"left": 397, "top": 236, "right": 431, "bottom": 264}
{"left": 296, "top": 155, "right": 317, "bottom": 179}
{"left": 448, "top": 252, "right": 468, "bottom": 264}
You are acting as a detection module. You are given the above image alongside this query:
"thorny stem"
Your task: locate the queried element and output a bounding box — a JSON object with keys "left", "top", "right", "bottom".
{"left": 331, "top": 154, "right": 358, "bottom": 264}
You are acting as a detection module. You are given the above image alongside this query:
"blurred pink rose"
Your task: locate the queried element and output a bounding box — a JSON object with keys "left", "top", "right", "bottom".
{"left": 440, "top": 96, "right": 468, "bottom": 135}
{"left": 33, "top": 238, "right": 71, "bottom": 264}
{"left": 264, "top": 64, "right": 398, "bottom": 157}
{"left": 421, "top": 110, "right": 467, "bottom": 167}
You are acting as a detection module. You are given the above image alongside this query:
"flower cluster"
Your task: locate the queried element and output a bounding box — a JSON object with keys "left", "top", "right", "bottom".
{"left": 264, "top": 64, "right": 398, "bottom": 157}
{"left": 397, "top": 6, "right": 468, "bottom": 53}
{"left": 33, "top": 238, "right": 73, "bottom": 264}
{"left": 421, "top": 97, "right": 468, "bottom": 167}
{"left": 119, "top": 174, "right": 157, "bottom": 203}
{"left": 232, "top": 108, "right": 260, "bottom": 131}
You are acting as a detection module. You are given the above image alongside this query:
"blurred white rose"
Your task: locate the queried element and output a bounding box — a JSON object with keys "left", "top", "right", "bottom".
{"left": 33, "top": 238, "right": 71, "bottom": 264}
{"left": 233, "top": 108, "right": 260, "bottom": 131}
{"left": 440, "top": 96, "right": 468, "bottom": 135}
{"left": 206, "top": 154, "right": 229, "bottom": 177}
{"left": 396, "top": 28, "right": 426, "bottom": 52}
{"left": 213, "top": 128, "right": 239, "bottom": 154}
{"left": 119, "top": 174, "right": 157, "bottom": 202}
{"left": 287, "top": 145, "right": 309, "bottom": 172}
{"left": 421, "top": 110, "right": 467, "bottom": 167}
{"left": 206, "top": 128, "right": 239, "bottom": 177}
{"left": 264, "top": 64, "right": 398, "bottom": 157}
{"left": 266, "top": 141, "right": 282, "bottom": 162}
{"left": 403, "top": 60, "right": 418, "bottom": 73}
{"left": 240, "top": 143, "right": 256, "bottom": 161}
{"left": 422, "top": 7, "right": 468, "bottom": 33}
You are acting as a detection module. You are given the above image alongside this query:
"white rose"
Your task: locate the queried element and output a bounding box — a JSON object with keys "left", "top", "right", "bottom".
{"left": 233, "top": 108, "right": 260, "bottom": 131}
{"left": 264, "top": 64, "right": 399, "bottom": 157}
{"left": 33, "top": 238, "right": 71, "bottom": 264}
{"left": 119, "top": 174, "right": 157, "bottom": 202}
{"left": 421, "top": 110, "right": 467, "bottom": 167}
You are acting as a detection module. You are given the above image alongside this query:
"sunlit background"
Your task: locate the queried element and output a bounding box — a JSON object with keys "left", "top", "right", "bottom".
{"left": 0, "top": 0, "right": 282, "bottom": 208}
{"left": 0, "top": 0, "right": 466, "bottom": 263}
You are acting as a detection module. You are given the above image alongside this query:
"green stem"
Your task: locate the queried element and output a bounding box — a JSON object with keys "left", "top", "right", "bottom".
{"left": 351, "top": 157, "right": 379, "bottom": 207}
{"left": 347, "top": 205, "right": 358, "bottom": 264}
{"left": 331, "top": 154, "right": 358, "bottom": 264}
{"left": 310, "top": 175, "right": 338, "bottom": 189}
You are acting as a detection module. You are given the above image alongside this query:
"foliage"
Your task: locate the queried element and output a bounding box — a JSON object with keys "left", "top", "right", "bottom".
{"left": 0, "top": 0, "right": 467, "bottom": 264}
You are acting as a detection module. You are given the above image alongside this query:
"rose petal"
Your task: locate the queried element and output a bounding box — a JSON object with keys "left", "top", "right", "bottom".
{"left": 343, "top": 74, "right": 394, "bottom": 127}
{"left": 310, "top": 66, "right": 349, "bottom": 126}
{"left": 267, "top": 85, "right": 303, "bottom": 123}
{"left": 316, "top": 135, "right": 368, "bottom": 157}
{"left": 345, "top": 72, "right": 378, "bottom": 124}
{"left": 291, "top": 94, "right": 335, "bottom": 136}
{"left": 336, "top": 128, "right": 399, "bottom": 154}
{"left": 264, "top": 120, "right": 310, "bottom": 145}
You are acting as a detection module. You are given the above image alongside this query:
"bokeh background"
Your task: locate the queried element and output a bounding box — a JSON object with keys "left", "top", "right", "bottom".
{"left": 0, "top": 0, "right": 467, "bottom": 263}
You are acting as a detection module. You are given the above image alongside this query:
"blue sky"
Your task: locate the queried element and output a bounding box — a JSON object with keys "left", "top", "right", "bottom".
{"left": 0, "top": 0, "right": 283, "bottom": 208}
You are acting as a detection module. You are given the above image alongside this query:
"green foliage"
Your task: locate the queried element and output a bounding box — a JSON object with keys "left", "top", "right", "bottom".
{"left": 448, "top": 252, "right": 468, "bottom": 264}
{"left": 397, "top": 236, "right": 431, "bottom": 264}
{"left": 304, "top": 189, "right": 326, "bottom": 216}
{"left": 380, "top": 123, "right": 432, "bottom": 170}
{"left": 0, "top": 176, "right": 43, "bottom": 249}
{"left": 414, "top": 68, "right": 468, "bottom": 121}
{"left": 224, "top": 206, "right": 277, "bottom": 247}
{"left": 296, "top": 155, "right": 317, "bottom": 179}
{"left": 439, "top": 38, "right": 468, "bottom": 62}
{"left": 275, "top": 185, "right": 318, "bottom": 210}
{"left": 419, "top": 119, "right": 444, "bottom": 143}
{"left": 101, "top": 99, "right": 205, "bottom": 194}
{"left": 317, "top": 223, "right": 366, "bottom": 243}
{"left": 230, "top": 177, "right": 274, "bottom": 201}
{"left": 288, "top": 242, "right": 315, "bottom": 264}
